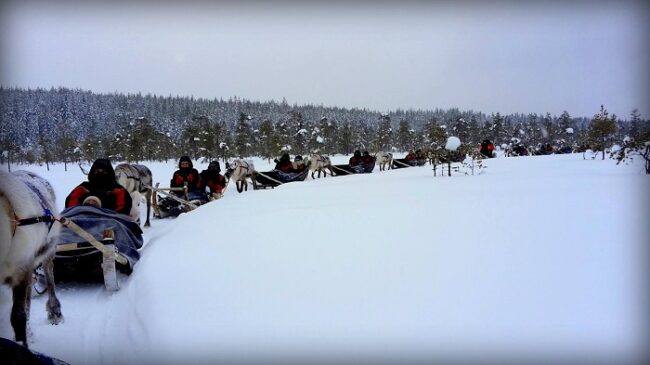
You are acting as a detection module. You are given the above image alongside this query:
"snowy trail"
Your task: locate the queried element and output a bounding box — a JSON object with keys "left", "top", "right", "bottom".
{"left": 1, "top": 153, "right": 647, "bottom": 364}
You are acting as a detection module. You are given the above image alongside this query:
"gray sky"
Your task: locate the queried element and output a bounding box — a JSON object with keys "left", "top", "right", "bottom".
{"left": 1, "top": 0, "right": 648, "bottom": 118}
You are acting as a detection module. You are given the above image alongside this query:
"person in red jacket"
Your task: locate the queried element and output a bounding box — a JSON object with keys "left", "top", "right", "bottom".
{"left": 405, "top": 150, "right": 416, "bottom": 161}
{"left": 200, "top": 160, "right": 227, "bottom": 199}
{"left": 349, "top": 150, "right": 362, "bottom": 166}
{"left": 65, "top": 158, "right": 132, "bottom": 215}
{"left": 479, "top": 139, "right": 495, "bottom": 158}
{"left": 171, "top": 156, "right": 201, "bottom": 196}
{"left": 361, "top": 151, "right": 374, "bottom": 165}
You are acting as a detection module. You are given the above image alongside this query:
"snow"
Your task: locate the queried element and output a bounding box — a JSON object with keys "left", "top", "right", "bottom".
{"left": 316, "top": 136, "right": 324, "bottom": 143}
{"left": 566, "top": 128, "right": 574, "bottom": 134}
{"left": 1, "top": 154, "right": 648, "bottom": 364}
{"left": 445, "top": 136, "right": 461, "bottom": 151}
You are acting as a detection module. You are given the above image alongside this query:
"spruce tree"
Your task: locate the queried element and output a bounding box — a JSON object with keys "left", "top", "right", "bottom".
{"left": 588, "top": 105, "right": 617, "bottom": 160}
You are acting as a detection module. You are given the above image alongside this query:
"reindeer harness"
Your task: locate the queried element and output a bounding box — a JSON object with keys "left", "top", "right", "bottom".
{"left": 8, "top": 180, "right": 55, "bottom": 237}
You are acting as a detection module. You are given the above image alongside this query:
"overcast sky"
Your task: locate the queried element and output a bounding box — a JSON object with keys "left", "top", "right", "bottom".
{"left": 1, "top": 0, "right": 648, "bottom": 118}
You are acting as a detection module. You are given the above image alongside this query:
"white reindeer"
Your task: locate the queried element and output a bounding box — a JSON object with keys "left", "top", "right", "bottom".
{"left": 225, "top": 159, "right": 256, "bottom": 193}
{"left": 114, "top": 163, "right": 153, "bottom": 227}
{"left": 374, "top": 151, "right": 393, "bottom": 171}
{"left": 0, "top": 170, "right": 63, "bottom": 347}
{"left": 308, "top": 154, "right": 333, "bottom": 179}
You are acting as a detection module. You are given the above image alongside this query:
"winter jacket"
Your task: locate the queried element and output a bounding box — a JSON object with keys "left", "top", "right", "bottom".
{"left": 65, "top": 159, "right": 132, "bottom": 215}
{"left": 275, "top": 161, "right": 294, "bottom": 173}
{"left": 171, "top": 169, "right": 201, "bottom": 192}
{"left": 200, "top": 170, "right": 227, "bottom": 194}
{"left": 171, "top": 156, "right": 201, "bottom": 193}
{"left": 480, "top": 140, "right": 495, "bottom": 157}
{"left": 349, "top": 156, "right": 361, "bottom": 166}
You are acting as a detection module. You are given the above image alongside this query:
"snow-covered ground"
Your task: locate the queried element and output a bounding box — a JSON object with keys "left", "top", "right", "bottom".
{"left": 1, "top": 153, "right": 648, "bottom": 364}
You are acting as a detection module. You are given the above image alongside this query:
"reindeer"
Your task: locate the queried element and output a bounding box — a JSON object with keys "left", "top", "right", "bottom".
{"left": 225, "top": 159, "right": 256, "bottom": 193}
{"left": 308, "top": 154, "right": 333, "bottom": 178}
{"left": 374, "top": 152, "right": 393, "bottom": 171}
{"left": 0, "top": 170, "right": 63, "bottom": 347}
{"left": 114, "top": 164, "right": 153, "bottom": 227}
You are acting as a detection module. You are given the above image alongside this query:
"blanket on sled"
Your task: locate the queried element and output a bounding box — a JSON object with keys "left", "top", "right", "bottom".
{"left": 55, "top": 206, "right": 143, "bottom": 268}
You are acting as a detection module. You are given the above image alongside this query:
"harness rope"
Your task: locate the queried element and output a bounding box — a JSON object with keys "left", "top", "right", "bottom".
{"left": 331, "top": 165, "right": 353, "bottom": 175}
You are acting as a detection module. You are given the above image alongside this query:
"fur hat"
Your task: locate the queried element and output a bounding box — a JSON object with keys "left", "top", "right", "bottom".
{"left": 88, "top": 158, "right": 116, "bottom": 188}
{"left": 179, "top": 156, "right": 193, "bottom": 169}
{"left": 208, "top": 161, "right": 221, "bottom": 172}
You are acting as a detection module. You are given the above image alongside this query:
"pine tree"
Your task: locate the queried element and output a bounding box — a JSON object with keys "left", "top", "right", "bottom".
{"left": 376, "top": 114, "right": 393, "bottom": 151}
{"left": 289, "top": 111, "right": 308, "bottom": 155}
{"left": 234, "top": 112, "right": 253, "bottom": 158}
{"left": 588, "top": 105, "right": 617, "bottom": 160}
{"left": 557, "top": 111, "right": 575, "bottom": 147}
{"left": 258, "top": 119, "right": 279, "bottom": 162}
{"left": 396, "top": 119, "right": 411, "bottom": 152}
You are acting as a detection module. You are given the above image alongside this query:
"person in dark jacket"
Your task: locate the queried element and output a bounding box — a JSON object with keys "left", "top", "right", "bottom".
{"left": 200, "top": 160, "right": 227, "bottom": 199}
{"left": 65, "top": 158, "right": 132, "bottom": 215}
{"left": 361, "top": 151, "right": 374, "bottom": 165}
{"left": 479, "top": 139, "right": 495, "bottom": 158}
{"left": 274, "top": 153, "right": 294, "bottom": 173}
{"left": 349, "top": 150, "right": 362, "bottom": 166}
{"left": 171, "top": 156, "right": 201, "bottom": 196}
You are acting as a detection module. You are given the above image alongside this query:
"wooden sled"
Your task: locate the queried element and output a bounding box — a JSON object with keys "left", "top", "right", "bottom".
{"left": 150, "top": 183, "right": 203, "bottom": 219}
{"left": 55, "top": 226, "right": 128, "bottom": 291}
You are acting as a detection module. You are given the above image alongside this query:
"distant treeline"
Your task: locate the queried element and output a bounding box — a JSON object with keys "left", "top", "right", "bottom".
{"left": 0, "top": 86, "right": 647, "bottom": 166}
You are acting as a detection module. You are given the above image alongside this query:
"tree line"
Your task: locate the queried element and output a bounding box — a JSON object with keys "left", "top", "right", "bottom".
{"left": 1, "top": 86, "right": 648, "bottom": 169}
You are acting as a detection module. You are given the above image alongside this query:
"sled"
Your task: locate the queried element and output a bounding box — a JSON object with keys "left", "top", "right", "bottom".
{"left": 252, "top": 168, "right": 310, "bottom": 190}
{"left": 391, "top": 158, "right": 426, "bottom": 169}
{"left": 54, "top": 206, "right": 143, "bottom": 291}
{"left": 150, "top": 183, "right": 207, "bottom": 219}
{"left": 330, "top": 163, "right": 375, "bottom": 176}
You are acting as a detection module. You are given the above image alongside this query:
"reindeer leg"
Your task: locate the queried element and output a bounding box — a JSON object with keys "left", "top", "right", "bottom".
{"left": 42, "top": 255, "right": 62, "bottom": 324}
{"left": 11, "top": 272, "right": 31, "bottom": 347}
{"left": 144, "top": 190, "right": 151, "bottom": 227}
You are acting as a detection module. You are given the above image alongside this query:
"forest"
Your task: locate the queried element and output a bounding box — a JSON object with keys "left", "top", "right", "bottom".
{"left": 1, "top": 86, "right": 647, "bottom": 166}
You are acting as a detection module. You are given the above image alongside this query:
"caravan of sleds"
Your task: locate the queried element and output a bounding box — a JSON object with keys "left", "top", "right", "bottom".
{"left": 1, "top": 139, "right": 534, "bottom": 345}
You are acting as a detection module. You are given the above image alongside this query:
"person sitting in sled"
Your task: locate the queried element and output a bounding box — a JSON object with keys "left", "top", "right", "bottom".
{"left": 479, "top": 139, "right": 495, "bottom": 158}
{"left": 65, "top": 158, "right": 132, "bottom": 216}
{"left": 405, "top": 150, "right": 416, "bottom": 161}
{"left": 293, "top": 155, "right": 307, "bottom": 173}
{"left": 349, "top": 150, "right": 362, "bottom": 166}
{"left": 200, "top": 160, "right": 227, "bottom": 200}
{"left": 171, "top": 156, "right": 204, "bottom": 201}
{"left": 361, "top": 151, "right": 374, "bottom": 165}
{"left": 274, "top": 153, "right": 294, "bottom": 173}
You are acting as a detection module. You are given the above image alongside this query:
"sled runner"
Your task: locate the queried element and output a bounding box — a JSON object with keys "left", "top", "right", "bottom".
{"left": 391, "top": 158, "right": 427, "bottom": 169}
{"left": 252, "top": 168, "right": 310, "bottom": 189}
{"left": 150, "top": 183, "right": 207, "bottom": 219}
{"left": 331, "top": 163, "right": 375, "bottom": 176}
{"left": 53, "top": 206, "right": 143, "bottom": 291}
